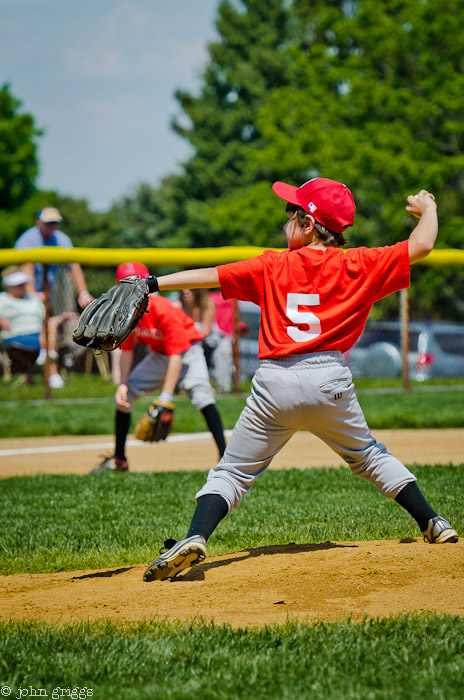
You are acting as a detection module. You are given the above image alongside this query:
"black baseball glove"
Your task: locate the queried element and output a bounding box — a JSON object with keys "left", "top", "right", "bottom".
{"left": 134, "top": 397, "right": 175, "bottom": 442}
{"left": 72, "top": 274, "right": 159, "bottom": 351}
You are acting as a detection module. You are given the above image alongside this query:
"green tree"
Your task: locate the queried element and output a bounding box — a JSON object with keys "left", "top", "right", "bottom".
{"left": 247, "top": 0, "right": 464, "bottom": 250}
{"left": 115, "top": 0, "right": 464, "bottom": 317}
{"left": 0, "top": 83, "right": 48, "bottom": 248}
{"left": 0, "top": 83, "right": 41, "bottom": 210}
{"left": 110, "top": 178, "right": 188, "bottom": 250}
{"left": 211, "top": 0, "right": 464, "bottom": 317}
{"left": 55, "top": 194, "right": 120, "bottom": 249}
{"left": 152, "top": 0, "right": 292, "bottom": 249}
{"left": 0, "top": 190, "right": 56, "bottom": 249}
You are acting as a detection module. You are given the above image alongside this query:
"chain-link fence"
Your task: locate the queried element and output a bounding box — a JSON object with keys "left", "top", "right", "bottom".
{"left": 1, "top": 258, "right": 463, "bottom": 402}
{"left": 231, "top": 265, "right": 464, "bottom": 389}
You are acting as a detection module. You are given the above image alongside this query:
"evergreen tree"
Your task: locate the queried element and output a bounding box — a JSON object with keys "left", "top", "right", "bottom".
{"left": 55, "top": 195, "right": 120, "bottom": 249}
{"left": 0, "top": 84, "right": 49, "bottom": 247}
{"left": 250, "top": 0, "right": 464, "bottom": 317}
{"left": 162, "top": 0, "right": 292, "bottom": 248}
{"left": 205, "top": 0, "right": 464, "bottom": 316}
{"left": 110, "top": 178, "right": 187, "bottom": 250}
{"left": 0, "top": 83, "right": 41, "bottom": 210}
{"left": 247, "top": 0, "right": 464, "bottom": 251}
{"left": 116, "top": 0, "right": 464, "bottom": 318}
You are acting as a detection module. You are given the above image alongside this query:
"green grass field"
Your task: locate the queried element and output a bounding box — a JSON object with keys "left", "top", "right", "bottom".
{"left": 1, "top": 386, "right": 464, "bottom": 438}
{"left": 1, "top": 466, "right": 462, "bottom": 575}
{"left": 1, "top": 384, "right": 463, "bottom": 699}
{"left": 2, "top": 615, "right": 464, "bottom": 700}
{"left": 0, "top": 466, "right": 463, "bottom": 699}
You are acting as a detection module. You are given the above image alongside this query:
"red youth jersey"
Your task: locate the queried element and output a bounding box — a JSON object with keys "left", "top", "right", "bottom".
{"left": 217, "top": 240, "right": 410, "bottom": 358}
{"left": 121, "top": 294, "right": 203, "bottom": 356}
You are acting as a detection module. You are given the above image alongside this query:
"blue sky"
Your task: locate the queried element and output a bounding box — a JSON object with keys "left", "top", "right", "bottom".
{"left": 1, "top": 0, "right": 219, "bottom": 211}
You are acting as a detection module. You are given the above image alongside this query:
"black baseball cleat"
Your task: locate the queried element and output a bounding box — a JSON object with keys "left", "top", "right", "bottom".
{"left": 90, "top": 455, "right": 129, "bottom": 473}
{"left": 143, "top": 535, "right": 207, "bottom": 581}
{"left": 422, "top": 516, "right": 458, "bottom": 544}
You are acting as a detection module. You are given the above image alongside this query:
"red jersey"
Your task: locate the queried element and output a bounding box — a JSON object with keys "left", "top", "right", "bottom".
{"left": 217, "top": 240, "right": 410, "bottom": 358}
{"left": 121, "top": 294, "right": 203, "bottom": 356}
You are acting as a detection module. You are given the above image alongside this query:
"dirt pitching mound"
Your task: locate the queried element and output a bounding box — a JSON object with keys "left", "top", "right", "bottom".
{"left": 1, "top": 429, "right": 462, "bottom": 627}
{"left": 1, "top": 539, "right": 462, "bottom": 627}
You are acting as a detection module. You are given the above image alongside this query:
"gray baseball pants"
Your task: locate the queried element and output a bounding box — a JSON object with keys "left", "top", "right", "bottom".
{"left": 196, "top": 351, "right": 416, "bottom": 512}
{"left": 210, "top": 334, "right": 233, "bottom": 392}
{"left": 118, "top": 342, "right": 215, "bottom": 413}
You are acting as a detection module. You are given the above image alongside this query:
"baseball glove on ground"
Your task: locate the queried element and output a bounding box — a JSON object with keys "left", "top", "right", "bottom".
{"left": 72, "top": 275, "right": 159, "bottom": 351}
{"left": 134, "top": 398, "right": 175, "bottom": 442}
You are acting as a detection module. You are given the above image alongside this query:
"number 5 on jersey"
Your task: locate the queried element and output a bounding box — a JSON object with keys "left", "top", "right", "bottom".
{"left": 286, "top": 293, "right": 321, "bottom": 342}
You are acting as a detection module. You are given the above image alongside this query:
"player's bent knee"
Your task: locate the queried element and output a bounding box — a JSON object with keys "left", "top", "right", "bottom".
{"left": 193, "top": 395, "right": 216, "bottom": 412}
{"left": 344, "top": 447, "right": 417, "bottom": 499}
{"left": 196, "top": 475, "right": 243, "bottom": 512}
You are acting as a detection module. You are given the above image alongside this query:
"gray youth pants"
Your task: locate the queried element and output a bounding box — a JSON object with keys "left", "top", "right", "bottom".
{"left": 118, "top": 342, "right": 215, "bottom": 413}
{"left": 196, "top": 351, "right": 416, "bottom": 512}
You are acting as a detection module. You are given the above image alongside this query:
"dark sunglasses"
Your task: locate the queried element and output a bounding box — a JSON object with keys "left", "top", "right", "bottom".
{"left": 285, "top": 202, "right": 301, "bottom": 213}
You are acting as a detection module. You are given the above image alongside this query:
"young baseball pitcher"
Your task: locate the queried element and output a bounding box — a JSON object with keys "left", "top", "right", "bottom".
{"left": 91, "top": 262, "right": 226, "bottom": 473}
{"left": 141, "top": 177, "right": 458, "bottom": 581}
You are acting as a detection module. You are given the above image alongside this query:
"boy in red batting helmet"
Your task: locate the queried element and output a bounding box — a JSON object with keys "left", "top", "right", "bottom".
{"left": 91, "top": 262, "right": 226, "bottom": 473}
{"left": 139, "top": 178, "right": 457, "bottom": 581}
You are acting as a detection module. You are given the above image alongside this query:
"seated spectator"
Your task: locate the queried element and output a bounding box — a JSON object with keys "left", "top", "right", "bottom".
{"left": 0, "top": 266, "right": 44, "bottom": 351}
{"left": 0, "top": 266, "right": 44, "bottom": 376}
{"left": 0, "top": 266, "right": 72, "bottom": 388}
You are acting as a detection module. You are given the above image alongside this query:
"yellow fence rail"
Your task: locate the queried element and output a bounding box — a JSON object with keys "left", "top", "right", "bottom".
{"left": 1, "top": 246, "right": 278, "bottom": 268}
{"left": 1, "top": 246, "right": 464, "bottom": 267}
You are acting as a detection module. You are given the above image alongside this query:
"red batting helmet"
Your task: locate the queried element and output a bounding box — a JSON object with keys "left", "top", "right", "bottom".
{"left": 116, "top": 262, "right": 150, "bottom": 280}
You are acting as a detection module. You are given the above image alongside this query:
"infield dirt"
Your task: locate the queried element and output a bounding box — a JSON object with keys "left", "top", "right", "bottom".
{"left": 1, "top": 429, "right": 463, "bottom": 626}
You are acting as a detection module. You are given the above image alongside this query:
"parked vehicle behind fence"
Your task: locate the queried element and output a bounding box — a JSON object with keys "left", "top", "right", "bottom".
{"left": 238, "top": 311, "right": 464, "bottom": 382}
{"left": 344, "top": 321, "right": 464, "bottom": 381}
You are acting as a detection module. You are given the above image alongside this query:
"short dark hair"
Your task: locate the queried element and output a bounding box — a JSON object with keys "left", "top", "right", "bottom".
{"left": 285, "top": 203, "right": 347, "bottom": 248}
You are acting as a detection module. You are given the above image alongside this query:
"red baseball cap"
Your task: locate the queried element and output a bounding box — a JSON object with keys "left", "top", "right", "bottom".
{"left": 116, "top": 262, "right": 150, "bottom": 280}
{"left": 272, "top": 177, "right": 355, "bottom": 234}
